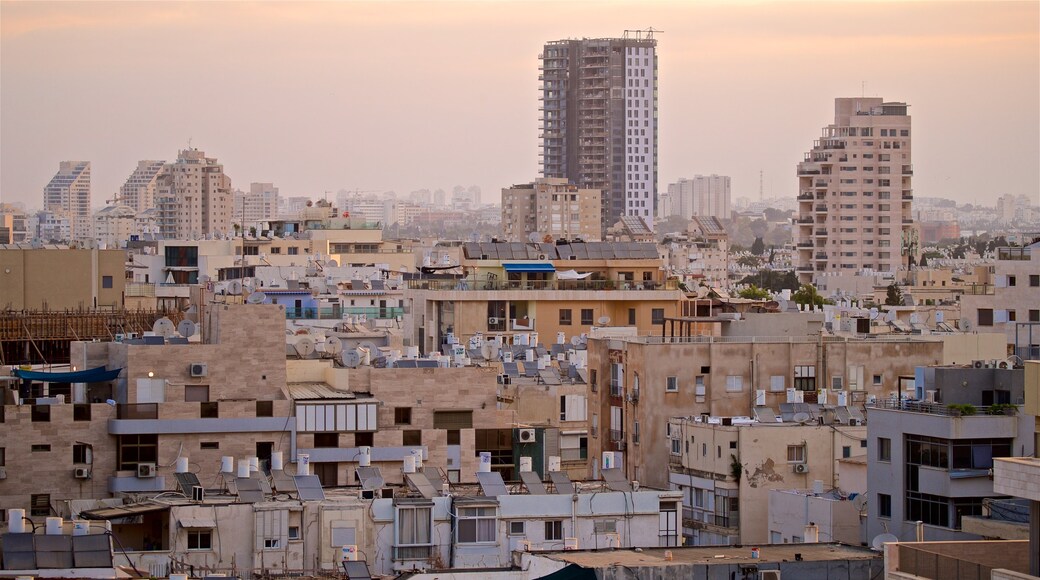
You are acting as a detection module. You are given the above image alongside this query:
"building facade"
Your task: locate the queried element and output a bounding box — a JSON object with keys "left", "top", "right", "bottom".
{"left": 501, "top": 178, "right": 602, "bottom": 241}
{"left": 233, "top": 182, "right": 280, "bottom": 228}
{"left": 795, "top": 98, "right": 915, "bottom": 283}
{"left": 661, "top": 175, "right": 731, "bottom": 220}
{"left": 540, "top": 33, "right": 658, "bottom": 231}
{"left": 155, "top": 149, "right": 233, "bottom": 240}
{"left": 119, "top": 160, "right": 166, "bottom": 212}
{"left": 92, "top": 204, "right": 138, "bottom": 247}
{"left": 42, "top": 160, "right": 91, "bottom": 240}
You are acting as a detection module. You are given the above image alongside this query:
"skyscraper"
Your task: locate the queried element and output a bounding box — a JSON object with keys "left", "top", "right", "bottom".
{"left": 42, "top": 161, "right": 91, "bottom": 240}
{"left": 661, "top": 175, "right": 731, "bottom": 220}
{"left": 119, "top": 160, "right": 165, "bottom": 212}
{"left": 540, "top": 31, "right": 658, "bottom": 231}
{"left": 794, "top": 98, "right": 915, "bottom": 283}
{"left": 154, "top": 149, "right": 232, "bottom": 239}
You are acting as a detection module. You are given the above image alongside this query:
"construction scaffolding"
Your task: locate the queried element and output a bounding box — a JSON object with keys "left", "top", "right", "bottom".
{"left": 0, "top": 309, "right": 184, "bottom": 366}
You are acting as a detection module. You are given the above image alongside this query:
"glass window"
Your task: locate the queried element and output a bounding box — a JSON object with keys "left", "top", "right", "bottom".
{"left": 395, "top": 407, "right": 413, "bottom": 425}
{"left": 879, "top": 493, "right": 892, "bottom": 518}
{"left": 581, "top": 309, "right": 594, "bottom": 325}
{"left": 651, "top": 308, "right": 665, "bottom": 324}
{"left": 559, "top": 309, "right": 572, "bottom": 325}
{"left": 787, "top": 445, "right": 806, "bottom": 463}
{"left": 878, "top": 438, "right": 891, "bottom": 462}
{"left": 397, "top": 506, "right": 432, "bottom": 548}
{"left": 666, "top": 376, "right": 678, "bottom": 392}
{"left": 188, "top": 530, "right": 213, "bottom": 550}
{"left": 544, "top": 520, "right": 564, "bottom": 541}
{"left": 457, "top": 506, "right": 497, "bottom": 543}
{"left": 978, "top": 309, "right": 993, "bottom": 326}
{"left": 102, "top": 276, "right": 113, "bottom": 289}
{"left": 509, "top": 521, "right": 525, "bottom": 535}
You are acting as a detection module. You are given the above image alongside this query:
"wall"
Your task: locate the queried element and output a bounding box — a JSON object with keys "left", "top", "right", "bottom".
{"left": 768, "top": 490, "right": 862, "bottom": 545}
{"left": 0, "top": 248, "right": 126, "bottom": 310}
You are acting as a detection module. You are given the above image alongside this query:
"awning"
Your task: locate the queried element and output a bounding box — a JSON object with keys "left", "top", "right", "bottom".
{"left": 14, "top": 366, "right": 122, "bottom": 383}
{"left": 557, "top": 269, "right": 592, "bottom": 280}
{"left": 178, "top": 517, "right": 216, "bottom": 529}
{"left": 80, "top": 502, "right": 169, "bottom": 520}
{"left": 503, "top": 263, "right": 555, "bottom": 273}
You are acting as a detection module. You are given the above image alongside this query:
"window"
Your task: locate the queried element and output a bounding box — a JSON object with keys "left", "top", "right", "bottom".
{"left": 32, "top": 444, "right": 51, "bottom": 452}
{"left": 651, "top": 308, "right": 665, "bottom": 324}
{"left": 31, "top": 494, "right": 51, "bottom": 517}
{"left": 403, "top": 430, "right": 422, "bottom": 446}
{"left": 581, "top": 309, "right": 594, "bottom": 325}
{"left": 188, "top": 530, "right": 213, "bottom": 550}
{"left": 74, "top": 404, "right": 91, "bottom": 421}
{"left": 447, "top": 429, "right": 461, "bottom": 445}
{"left": 832, "top": 376, "right": 843, "bottom": 390}
{"left": 544, "top": 520, "right": 564, "bottom": 541}
{"left": 1030, "top": 309, "right": 1039, "bottom": 323}
{"left": 200, "top": 442, "right": 219, "bottom": 450}
{"left": 73, "top": 443, "right": 90, "bottom": 464}
{"left": 878, "top": 438, "right": 891, "bottom": 461}
{"left": 842, "top": 446, "right": 851, "bottom": 458}
{"left": 794, "top": 366, "right": 816, "bottom": 391}
{"left": 559, "top": 309, "right": 572, "bottom": 325}
{"left": 288, "top": 526, "right": 300, "bottom": 540}
{"left": 314, "top": 433, "right": 339, "bottom": 448}
{"left": 457, "top": 506, "right": 497, "bottom": 543}
{"left": 1008, "top": 275, "right": 1017, "bottom": 287}
{"left": 185, "top": 385, "right": 210, "bottom": 402}
{"left": 200, "top": 401, "right": 219, "bottom": 418}
{"left": 118, "top": 434, "right": 158, "bottom": 470}
{"left": 725, "top": 376, "right": 743, "bottom": 392}
{"left": 1030, "top": 275, "right": 1039, "bottom": 287}
{"left": 509, "top": 521, "right": 525, "bottom": 536}
{"left": 31, "top": 405, "right": 51, "bottom": 422}
{"left": 787, "top": 445, "right": 806, "bottom": 463}
{"left": 666, "top": 376, "right": 678, "bottom": 392}
{"left": 396, "top": 506, "right": 432, "bottom": 556}
{"left": 769, "top": 375, "right": 785, "bottom": 392}
{"left": 255, "top": 401, "right": 273, "bottom": 417}
{"left": 873, "top": 374, "right": 883, "bottom": 386}
{"left": 287, "top": 247, "right": 299, "bottom": 255}
{"left": 434, "top": 410, "right": 473, "bottom": 429}
{"left": 354, "top": 432, "right": 374, "bottom": 447}
{"left": 0, "top": 447, "right": 4, "bottom": 466}
{"left": 628, "top": 308, "right": 636, "bottom": 325}
{"left": 395, "top": 407, "right": 412, "bottom": 425}
{"left": 264, "top": 538, "right": 280, "bottom": 549}
{"left": 670, "top": 438, "right": 681, "bottom": 455}
{"left": 102, "top": 276, "right": 113, "bottom": 289}
{"left": 978, "top": 308, "right": 993, "bottom": 327}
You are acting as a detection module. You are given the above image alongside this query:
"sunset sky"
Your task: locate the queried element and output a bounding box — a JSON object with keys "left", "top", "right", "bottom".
{"left": 1, "top": 1, "right": 1037, "bottom": 209}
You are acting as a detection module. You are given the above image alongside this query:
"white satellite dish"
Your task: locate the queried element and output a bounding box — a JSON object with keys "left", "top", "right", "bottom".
{"left": 869, "top": 308, "right": 879, "bottom": 319}
{"left": 480, "top": 342, "right": 493, "bottom": 360}
{"left": 596, "top": 316, "right": 611, "bottom": 326}
{"left": 177, "top": 319, "right": 197, "bottom": 338}
{"left": 777, "top": 299, "right": 789, "bottom": 312}
{"left": 527, "top": 232, "right": 541, "bottom": 243}
{"left": 325, "top": 336, "right": 343, "bottom": 355}
{"left": 852, "top": 495, "right": 868, "bottom": 512}
{"left": 909, "top": 313, "right": 920, "bottom": 325}
{"left": 152, "top": 317, "right": 176, "bottom": 338}
{"left": 294, "top": 336, "right": 316, "bottom": 358}
{"left": 341, "top": 350, "right": 361, "bottom": 368}
{"left": 958, "top": 318, "right": 971, "bottom": 331}
{"left": 570, "top": 336, "right": 582, "bottom": 346}
{"left": 871, "top": 533, "right": 899, "bottom": 551}
{"left": 884, "top": 310, "right": 896, "bottom": 323}
{"left": 247, "top": 291, "right": 267, "bottom": 304}
{"left": 228, "top": 280, "right": 243, "bottom": 295}
{"left": 792, "top": 412, "right": 812, "bottom": 424}
{"left": 327, "top": 259, "right": 338, "bottom": 267}
{"left": 199, "top": 274, "right": 211, "bottom": 284}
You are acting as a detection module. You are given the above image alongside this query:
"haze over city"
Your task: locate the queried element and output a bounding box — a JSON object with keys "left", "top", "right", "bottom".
{"left": 1, "top": 0, "right": 1038, "bottom": 208}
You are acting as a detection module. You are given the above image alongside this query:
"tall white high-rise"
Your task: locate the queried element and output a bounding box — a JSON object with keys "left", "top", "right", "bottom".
{"left": 154, "top": 149, "right": 232, "bottom": 240}
{"left": 234, "top": 182, "right": 280, "bottom": 227}
{"left": 540, "top": 31, "right": 658, "bottom": 231}
{"left": 119, "top": 160, "right": 165, "bottom": 212}
{"left": 42, "top": 161, "right": 91, "bottom": 240}
{"left": 661, "top": 175, "right": 731, "bottom": 220}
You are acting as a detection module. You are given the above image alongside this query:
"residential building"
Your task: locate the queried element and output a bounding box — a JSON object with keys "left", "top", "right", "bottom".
{"left": 92, "top": 204, "right": 138, "bottom": 247}
{"left": 233, "top": 182, "right": 280, "bottom": 228}
{"left": 501, "top": 178, "right": 602, "bottom": 241}
{"left": 0, "top": 246, "right": 126, "bottom": 310}
{"left": 661, "top": 175, "right": 732, "bottom": 220}
{"left": 795, "top": 98, "right": 915, "bottom": 283}
{"left": 960, "top": 241, "right": 1040, "bottom": 356}
{"left": 865, "top": 365, "right": 1034, "bottom": 544}
{"left": 154, "top": 148, "right": 233, "bottom": 240}
{"left": 118, "top": 159, "right": 165, "bottom": 212}
{"left": 540, "top": 33, "right": 658, "bottom": 231}
{"left": 33, "top": 209, "right": 70, "bottom": 242}
{"left": 660, "top": 216, "right": 730, "bottom": 289}
{"left": 0, "top": 204, "right": 30, "bottom": 243}
{"left": 667, "top": 415, "right": 867, "bottom": 545}
{"left": 42, "top": 160, "right": 91, "bottom": 240}
{"left": 769, "top": 487, "right": 865, "bottom": 545}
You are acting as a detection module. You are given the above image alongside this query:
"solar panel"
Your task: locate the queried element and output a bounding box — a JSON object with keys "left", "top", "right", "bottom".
{"left": 236, "top": 478, "right": 265, "bottom": 503}
{"left": 602, "top": 468, "right": 632, "bottom": 492}
{"left": 405, "top": 472, "right": 437, "bottom": 499}
{"left": 342, "top": 560, "right": 373, "bottom": 580}
{"left": 539, "top": 369, "right": 562, "bottom": 385}
{"left": 753, "top": 406, "right": 779, "bottom": 423}
{"left": 549, "top": 471, "right": 574, "bottom": 494}
{"left": 395, "top": 359, "right": 418, "bottom": 368}
{"left": 522, "top": 363, "right": 538, "bottom": 378}
{"left": 355, "top": 466, "right": 384, "bottom": 491}
{"left": 502, "top": 362, "right": 520, "bottom": 377}
{"left": 221, "top": 473, "right": 238, "bottom": 494}
{"left": 551, "top": 344, "right": 567, "bottom": 356}
{"left": 370, "top": 279, "right": 384, "bottom": 291}
{"left": 175, "top": 472, "right": 202, "bottom": 497}
{"left": 271, "top": 469, "right": 297, "bottom": 494}
{"left": 259, "top": 477, "right": 273, "bottom": 496}
{"left": 294, "top": 475, "right": 326, "bottom": 501}
{"left": 417, "top": 360, "right": 439, "bottom": 368}
{"left": 476, "top": 471, "right": 509, "bottom": 497}
{"left": 422, "top": 467, "right": 447, "bottom": 492}
{"left": 519, "top": 471, "right": 547, "bottom": 495}
{"left": 834, "top": 406, "right": 853, "bottom": 425}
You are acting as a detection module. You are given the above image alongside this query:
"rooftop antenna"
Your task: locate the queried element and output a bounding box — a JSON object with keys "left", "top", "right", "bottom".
{"left": 759, "top": 170, "right": 763, "bottom": 202}
{"left": 861, "top": 81, "right": 866, "bottom": 97}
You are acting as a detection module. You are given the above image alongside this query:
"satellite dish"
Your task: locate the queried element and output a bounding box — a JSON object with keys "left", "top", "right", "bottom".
{"left": 777, "top": 299, "right": 789, "bottom": 312}
{"left": 871, "top": 533, "right": 899, "bottom": 551}
{"left": 596, "top": 316, "right": 611, "bottom": 326}
{"left": 228, "top": 280, "right": 242, "bottom": 295}
{"left": 177, "top": 319, "right": 197, "bottom": 338}
{"left": 527, "top": 232, "right": 541, "bottom": 243}
{"left": 958, "top": 318, "right": 971, "bottom": 331}
{"left": 341, "top": 350, "right": 361, "bottom": 368}
{"left": 869, "top": 308, "right": 879, "bottom": 319}
{"left": 325, "top": 336, "right": 343, "bottom": 355}
{"left": 294, "top": 336, "right": 316, "bottom": 358}
{"left": 852, "top": 495, "right": 868, "bottom": 512}
{"left": 792, "top": 412, "right": 812, "bottom": 424}
{"left": 247, "top": 292, "right": 267, "bottom": 304}
{"left": 909, "top": 313, "right": 920, "bottom": 325}
{"left": 152, "top": 317, "right": 176, "bottom": 338}
{"left": 327, "top": 259, "right": 338, "bottom": 267}
{"left": 570, "top": 336, "right": 582, "bottom": 346}
{"left": 884, "top": 310, "right": 896, "bottom": 323}
{"left": 480, "top": 342, "right": 493, "bottom": 360}
{"left": 199, "top": 274, "right": 211, "bottom": 283}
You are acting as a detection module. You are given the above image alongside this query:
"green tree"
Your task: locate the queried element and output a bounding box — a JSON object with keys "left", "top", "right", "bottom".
{"left": 737, "top": 255, "right": 762, "bottom": 268}
{"left": 737, "top": 270, "right": 800, "bottom": 293}
{"left": 793, "top": 284, "right": 826, "bottom": 307}
{"left": 750, "top": 237, "right": 765, "bottom": 256}
{"left": 884, "top": 283, "right": 905, "bottom": 306}
{"left": 738, "top": 285, "right": 770, "bottom": 300}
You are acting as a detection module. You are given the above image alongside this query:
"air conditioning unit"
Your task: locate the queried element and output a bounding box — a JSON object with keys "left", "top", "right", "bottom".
{"left": 563, "top": 537, "right": 579, "bottom": 551}
{"left": 73, "top": 467, "right": 90, "bottom": 479}
{"left": 488, "top": 317, "right": 499, "bottom": 325}
{"left": 191, "top": 486, "right": 205, "bottom": 502}
{"left": 616, "top": 441, "right": 627, "bottom": 451}
{"left": 972, "top": 360, "right": 985, "bottom": 369}
{"left": 137, "top": 463, "right": 157, "bottom": 478}
{"left": 538, "top": 254, "right": 548, "bottom": 260}
{"left": 190, "top": 363, "right": 208, "bottom": 377}
{"left": 359, "top": 489, "right": 376, "bottom": 500}
{"left": 760, "top": 571, "right": 782, "bottom": 580}
{"left": 518, "top": 429, "right": 537, "bottom": 443}
{"left": 793, "top": 463, "right": 809, "bottom": 474}
{"left": 380, "top": 488, "right": 395, "bottom": 499}
{"left": 848, "top": 418, "right": 861, "bottom": 426}
{"left": 998, "top": 361, "right": 1010, "bottom": 369}
{"left": 0, "top": 467, "right": 6, "bottom": 480}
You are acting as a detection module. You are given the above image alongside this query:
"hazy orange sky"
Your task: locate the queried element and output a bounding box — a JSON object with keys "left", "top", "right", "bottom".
{"left": 2, "top": 1, "right": 1037, "bottom": 209}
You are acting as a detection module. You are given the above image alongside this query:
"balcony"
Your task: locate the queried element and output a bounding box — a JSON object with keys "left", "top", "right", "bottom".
{"left": 609, "top": 429, "right": 624, "bottom": 442}
{"left": 405, "top": 278, "right": 679, "bottom": 292}
{"left": 815, "top": 205, "right": 828, "bottom": 213}
{"left": 797, "top": 217, "right": 814, "bottom": 224}
{"left": 902, "top": 165, "right": 914, "bottom": 175}
{"left": 797, "top": 192, "right": 814, "bottom": 200}
{"left": 797, "top": 266, "right": 814, "bottom": 272}
{"left": 797, "top": 242, "right": 813, "bottom": 248}
{"left": 815, "top": 253, "right": 828, "bottom": 260}
{"left": 117, "top": 403, "right": 158, "bottom": 420}
{"left": 815, "top": 229, "right": 828, "bottom": 236}
{"left": 966, "top": 284, "right": 994, "bottom": 295}
{"left": 814, "top": 180, "right": 828, "bottom": 187}
{"left": 342, "top": 306, "right": 406, "bottom": 319}
{"left": 902, "top": 190, "right": 913, "bottom": 200}
{"left": 903, "top": 218, "right": 913, "bottom": 224}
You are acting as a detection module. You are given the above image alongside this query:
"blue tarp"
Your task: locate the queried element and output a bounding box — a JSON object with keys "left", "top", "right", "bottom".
{"left": 14, "top": 366, "right": 122, "bottom": 383}
{"left": 503, "top": 262, "right": 556, "bottom": 273}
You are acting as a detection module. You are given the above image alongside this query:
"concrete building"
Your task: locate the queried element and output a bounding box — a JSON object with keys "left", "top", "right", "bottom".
{"left": 233, "top": 182, "right": 280, "bottom": 228}
{"left": 795, "top": 98, "right": 915, "bottom": 283}
{"left": 540, "top": 32, "right": 658, "bottom": 231}
{"left": 92, "top": 204, "right": 138, "bottom": 247}
{"left": 865, "top": 365, "right": 1034, "bottom": 544}
{"left": 154, "top": 148, "right": 233, "bottom": 240}
{"left": 501, "top": 178, "right": 602, "bottom": 242}
{"left": 32, "top": 210, "right": 70, "bottom": 242}
{"left": 667, "top": 415, "right": 867, "bottom": 545}
{"left": 42, "top": 160, "right": 91, "bottom": 240}
{"left": 0, "top": 204, "right": 31, "bottom": 244}
{"left": 661, "top": 175, "right": 732, "bottom": 220}
{"left": 769, "top": 487, "right": 865, "bottom": 546}
{"left": 0, "top": 246, "right": 126, "bottom": 310}
{"left": 118, "top": 159, "right": 165, "bottom": 212}
{"left": 960, "top": 241, "right": 1040, "bottom": 356}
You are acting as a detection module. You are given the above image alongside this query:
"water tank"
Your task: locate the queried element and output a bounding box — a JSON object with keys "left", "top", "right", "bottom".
{"left": 358, "top": 446, "right": 372, "bottom": 467}
{"left": 519, "top": 457, "right": 533, "bottom": 473}
{"left": 478, "top": 452, "right": 492, "bottom": 473}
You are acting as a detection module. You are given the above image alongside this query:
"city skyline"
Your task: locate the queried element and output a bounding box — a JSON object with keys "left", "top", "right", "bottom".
{"left": 1, "top": 1, "right": 1037, "bottom": 211}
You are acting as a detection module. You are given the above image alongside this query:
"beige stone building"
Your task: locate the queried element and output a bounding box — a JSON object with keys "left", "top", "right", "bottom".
{"left": 233, "top": 182, "right": 280, "bottom": 229}
{"left": 155, "top": 149, "right": 233, "bottom": 240}
{"left": 795, "top": 98, "right": 915, "bottom": 283}
{"left": 501, "top": 178, "right": 602, "bottom": 242}
{"left": 92, "top": 204, "right": 138, "bottom": 247}
{"left": 960, "top": 241, "right": 1040, "bottom": 356}
{"left": 42, "top": 160, "right": 92, "bottom": 240}
{"left": 119, "top": 160, "right": 165, "bottom": 213}
{"left": 0, "top": 246, "right": 126, "bottom": 310}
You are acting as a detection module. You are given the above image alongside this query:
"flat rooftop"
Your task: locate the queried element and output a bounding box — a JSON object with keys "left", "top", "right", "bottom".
{"left": 543, "top": 543, "right": 878, "bottom": 568}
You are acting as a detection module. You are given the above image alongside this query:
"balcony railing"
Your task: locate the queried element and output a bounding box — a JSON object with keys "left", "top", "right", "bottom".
{"left": 342, "top": 306, "right": 406, "bottom": 319}
{"left": 284, "top": 307, "right": 339, "bottom": 320}
{"left": 966, "top": 284, "right": 994, "bottom": 295}
{"left": 405, "top": 278, "right": 679, "bottom": 292}
{"left": 609, "top": 429, "right": 624, "bottom": 442}
{"left": 867, "top": 399, "right": 1014, "bottom": 417}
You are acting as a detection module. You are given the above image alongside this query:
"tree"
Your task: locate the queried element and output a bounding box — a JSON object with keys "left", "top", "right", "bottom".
{"left": 793, "top": 284, "right": 826, "bottom": 307}
{"left": 919, "top": 254, "right": 928, "bottom": 267}
{"left": 884, "top": 283, "right": 904, "bottom": 306}
{"left": 737, "top": 255, "right": 762, "bottom": 268}
{"left": 655, "top": 215, "right": 691, "bottom": 239}
{"left": 737, "top": 269, "right": 800, "bottom": 293}
{"left": 750, "top": 237, "right": 765, "bottom": 256}
{"left": 738, "top": 285, "right": 770, "bottom": 300}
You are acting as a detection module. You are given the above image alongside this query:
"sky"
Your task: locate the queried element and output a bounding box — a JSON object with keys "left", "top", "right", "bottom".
{"left": 1, "top": 0, "right": 1038, "bottom": 210}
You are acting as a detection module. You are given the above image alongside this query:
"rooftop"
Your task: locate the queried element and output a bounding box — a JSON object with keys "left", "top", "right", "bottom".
{"left": 541, "top": 543, "right": 878, "bottom": 568}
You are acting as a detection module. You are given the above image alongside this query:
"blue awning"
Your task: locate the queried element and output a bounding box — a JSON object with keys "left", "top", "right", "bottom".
{"left": 14, "top": 366, "right": 123, "bottom": 383}
{"left": 503, "top": 263, "right": 556, "bottom": 273}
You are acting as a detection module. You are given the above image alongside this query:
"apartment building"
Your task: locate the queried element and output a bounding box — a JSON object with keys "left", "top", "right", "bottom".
{"left": 667, "top": 415, "right": 866, "bottom": 545}
{"left": 118, "top": 160, "right": 165, "bottom": 212}
{"left": 501, "top": 178, "right": 602, "bottom": 242}
{"left": 660, "top": 175, "right": 732, "bottom": 220}
{"left": 960, "top": 241, "right": 1040, "bottom": 356}
{"left": 405, "top": 241, "right": 683, "bottom": 354}
{"left": 92, "top": 204, "right": 138, "bottom": 247}
{"left": 585, "top": 334, "right": 946, "bottom": 491}
{"left": 0, "top": 246, "right": 126, "bottom": 310}
{"left": 795, "top": 98, "right": 915, "bottom": 283}
{"left": 42, "top": 160, "right": 91, "bottom": 240}
{"left": 154, "top": 149, "right": 233, "bottom": 240}
{"left": 540, "top": 33, "right": 658, "bottom": 231}
{"left": 0, "top": 204, "right": 30, "bottom": 244}
{"left": 233, "top": 182, "right": 280, "bottom": 228}
{"left": 865, "top": 365, "right": 1034, "bottom": 544}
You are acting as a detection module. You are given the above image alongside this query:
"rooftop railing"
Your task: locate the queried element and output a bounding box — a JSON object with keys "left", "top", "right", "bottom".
{"left": 405, "top": 278, "right": 679, "bottom": 292}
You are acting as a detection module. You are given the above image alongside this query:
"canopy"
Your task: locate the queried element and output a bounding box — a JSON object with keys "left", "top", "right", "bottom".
{"left": 503, "top": 263, "right": 555, "bottom": 273}
{"left": 556, "top": 269, "right": 592, "bottom": 280}
{"left": 14, "top": 365, "right": 122, "bottom": 383}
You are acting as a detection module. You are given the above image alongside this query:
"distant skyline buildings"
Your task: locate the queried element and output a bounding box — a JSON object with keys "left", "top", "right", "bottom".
{"left": 660, "top": 175, "right": 731, "bottom": 221}
{"left": 42, "top": 160, "right": 91, "bottom": 239}
{"left": 118, "top": 160, "right": 165, "bottom": 212}
{"left": 154, "top": 148, "right": 232, "bottom": 239}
